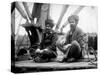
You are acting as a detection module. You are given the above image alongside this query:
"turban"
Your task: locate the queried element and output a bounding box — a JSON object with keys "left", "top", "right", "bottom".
{"left": 45, "top": 19, "right": 54, "bottom": 28}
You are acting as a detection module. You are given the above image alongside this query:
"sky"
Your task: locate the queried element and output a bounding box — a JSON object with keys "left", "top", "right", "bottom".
{"left": 15, "top": 2, "right": 98, "bottom": 35}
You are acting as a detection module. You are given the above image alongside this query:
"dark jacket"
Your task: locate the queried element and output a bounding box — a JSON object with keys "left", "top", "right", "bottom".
{"left": 65, "top": 27, "right": 88, "bottom": 57}
{"left": 40, "top": 29, "right": 58, "bottom": 54}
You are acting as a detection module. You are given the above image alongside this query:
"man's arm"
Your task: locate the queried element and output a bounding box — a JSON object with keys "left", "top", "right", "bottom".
{"left": 57, "top": 43, "right": 71, "bottom": 54}
{"left": 77, "top": 31, "right": 88, "bottom": 58}
{"left": 57, "top": 44, "right": 66, "bottom": 53}
{"left": 56, "top": 31, "right": 70, "bottom": 54}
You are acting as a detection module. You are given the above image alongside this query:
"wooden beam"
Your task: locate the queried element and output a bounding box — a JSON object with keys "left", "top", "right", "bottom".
{"left": 61, "top": 6, "right": 85, "bottom": 32}
{"left": 55, "top": 5, "right": 69, "bottom": 31}
{"left": 31, "top": 3, "right": 42, "bottom": 20}
{"left": 22, "top": 2, "right": 32, "bottom": 20}
{"left": 38, "top": 4, "right": 50, "bottom": 29}
{"left": 16, "top": 2, "right": 27, "bottom": 20}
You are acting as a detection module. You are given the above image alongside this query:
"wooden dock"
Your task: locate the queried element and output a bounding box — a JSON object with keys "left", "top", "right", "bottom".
{"left": 13, "top": 60, "right": 97, "bottom": 73}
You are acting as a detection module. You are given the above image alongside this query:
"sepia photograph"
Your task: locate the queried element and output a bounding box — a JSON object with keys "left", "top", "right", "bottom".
{"left": 11, "top": 2, "right": 98, "bottom": 73}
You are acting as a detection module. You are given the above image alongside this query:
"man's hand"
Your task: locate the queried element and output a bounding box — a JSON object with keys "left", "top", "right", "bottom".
{"left": 44, "top": 48, "right": 49, "bottom": 52}
{"left": 63, "top": 44, "right": 71, "bottom": 50}
{"left": 36, "top": 48, "right": 43, "bottom": 53}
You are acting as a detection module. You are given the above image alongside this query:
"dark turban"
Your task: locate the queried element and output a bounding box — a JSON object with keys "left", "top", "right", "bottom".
{"left": 45, "top": 19, "right": 54, "bottom": 28}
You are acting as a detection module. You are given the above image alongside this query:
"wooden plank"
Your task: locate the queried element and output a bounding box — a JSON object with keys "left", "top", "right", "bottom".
{"left": 15, "top": 60, "right": 97, "bottom": 69}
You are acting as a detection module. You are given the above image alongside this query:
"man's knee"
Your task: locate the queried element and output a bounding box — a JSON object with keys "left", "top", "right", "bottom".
{"left": 70, "top": 40, "right": 81, "bottom": 58}
{"left": 71, "top": 41, "right": 81, "bottom": 50}
{"left": 71, "top": 41, "right": 79, "bottom": 46}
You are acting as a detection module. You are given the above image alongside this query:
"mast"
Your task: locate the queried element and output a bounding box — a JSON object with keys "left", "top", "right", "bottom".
{"left": 38, "top": 3, "right": 50, "bottom": 29}
{"left": 55, "top": 5, "right": 69, "bottom": 31}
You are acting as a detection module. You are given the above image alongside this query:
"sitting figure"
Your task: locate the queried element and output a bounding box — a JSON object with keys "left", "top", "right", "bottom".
{"left": 34, "top": 19, "right": 58, "bottom": 62}
{"left": 57, "top": 15, "right": 87, "bottom": 62}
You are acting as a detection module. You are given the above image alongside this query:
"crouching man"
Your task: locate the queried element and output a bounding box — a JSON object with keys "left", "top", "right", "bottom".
{"left": 33, "top": 19, "right": 58, "bottom": 62}
{"left": 57, "top": 15, "right": 87, "bottom": 62}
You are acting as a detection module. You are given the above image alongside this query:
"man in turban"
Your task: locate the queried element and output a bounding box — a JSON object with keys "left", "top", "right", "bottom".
{"left": 33, "top": 19, "right": 58, "bottom": 62}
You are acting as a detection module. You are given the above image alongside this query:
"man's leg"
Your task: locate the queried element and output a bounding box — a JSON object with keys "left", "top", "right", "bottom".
{"left": 34, "top": 49, "right": 57, "bottom": 62}
{"left": 63, "top": 41, "right": 82, "bottom": 62}
{"left": 41, "top": 49, "right": 57, "bottom": 61}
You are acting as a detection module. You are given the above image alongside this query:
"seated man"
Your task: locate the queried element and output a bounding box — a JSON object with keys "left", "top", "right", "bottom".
{"left": 57, "top": 15, "right": 87, "bottom": 62}
{"left": 33, "top": 19, "right": 58, "bottom": 62}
